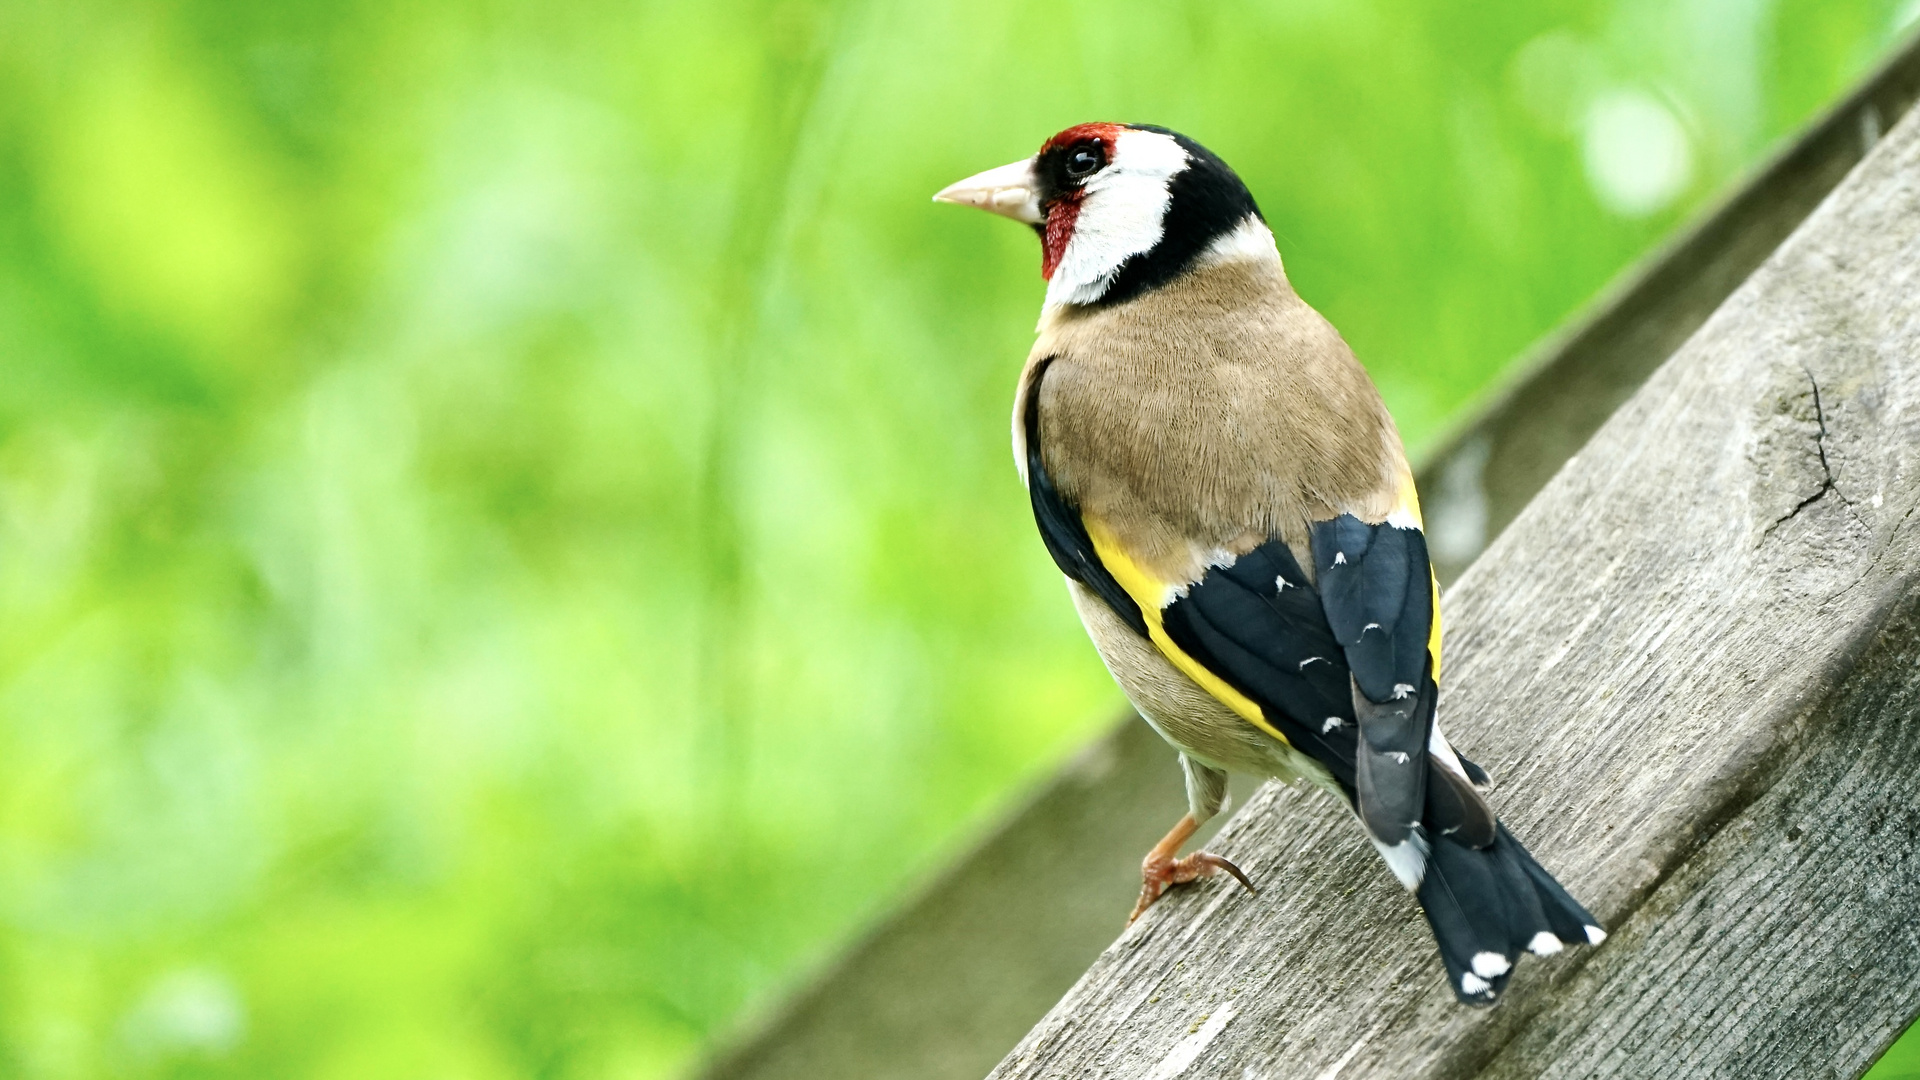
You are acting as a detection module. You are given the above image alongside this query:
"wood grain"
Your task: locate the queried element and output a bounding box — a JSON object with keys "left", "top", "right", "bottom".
{"left": 988, "top": 83, "right": 1920, "bottom": 1080}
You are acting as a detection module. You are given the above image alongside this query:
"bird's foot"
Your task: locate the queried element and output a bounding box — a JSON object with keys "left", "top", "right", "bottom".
{"left": 1128, "top": 849, "right": 1257, "bottom": 924}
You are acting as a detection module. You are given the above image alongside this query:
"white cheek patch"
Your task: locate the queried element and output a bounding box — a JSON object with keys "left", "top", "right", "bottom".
{"left": 1045, "top": 129, "right": 1190, "bottom": 309}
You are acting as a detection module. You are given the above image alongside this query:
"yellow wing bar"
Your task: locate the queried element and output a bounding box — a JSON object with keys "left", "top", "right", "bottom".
{"left": 1393, "top": 464, "right": 1444, "bottom": 685}
{"left": 1081, "top": 517, "right": 1294, "bottom": 748}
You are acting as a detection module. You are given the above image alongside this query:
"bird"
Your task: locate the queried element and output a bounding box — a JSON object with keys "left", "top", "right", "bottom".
{"left": 932, "top": 122, "right": 1603, "bottom": 1005}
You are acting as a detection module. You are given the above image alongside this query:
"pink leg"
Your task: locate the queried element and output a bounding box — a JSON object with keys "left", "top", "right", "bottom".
{"left": 1128, "top": 813, "right": 1258, "bottom": 924}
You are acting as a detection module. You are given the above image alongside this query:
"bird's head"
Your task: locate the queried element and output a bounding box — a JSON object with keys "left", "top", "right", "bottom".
{"left": 934, "top": 123, "right": 1269, "bottom": 310}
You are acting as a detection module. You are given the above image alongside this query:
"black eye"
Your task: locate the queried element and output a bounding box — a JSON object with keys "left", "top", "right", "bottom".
{"left": 1065, "top": 143, "right": 1104, "bottom": 178}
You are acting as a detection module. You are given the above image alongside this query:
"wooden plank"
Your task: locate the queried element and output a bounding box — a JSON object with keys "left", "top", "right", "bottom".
{"left": 1471, "top": 595, "right": 1920, "bottom": 1078}
{"left": 692, "top": 33, "right": 1920, "bottom": 1080}
{"left": 988, "top": 86, "right": 1920, "bottom": 1080}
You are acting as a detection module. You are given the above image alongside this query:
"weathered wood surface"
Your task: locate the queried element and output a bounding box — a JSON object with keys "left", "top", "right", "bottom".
{"left": 691, "top": 34, "right": 1920, "bottom": 1080}
{"left": 988, "top": 86, "right": 1920, "bottom": 1080}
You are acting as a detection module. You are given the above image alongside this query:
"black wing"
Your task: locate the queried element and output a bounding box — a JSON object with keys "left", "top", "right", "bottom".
{"left": 1310, "top": 515, "right": 1444, "bottom": 849}
{"left": 1155, "top": 539, "right": 1358, "bottom": 782}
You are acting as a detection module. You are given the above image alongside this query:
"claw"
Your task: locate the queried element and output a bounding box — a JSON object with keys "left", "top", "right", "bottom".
{"left": 1199, "top": 851, "right": 1259, "bottom": 896}
{"left": 1128, "top": 849, "right": 1259, "bottom": 924}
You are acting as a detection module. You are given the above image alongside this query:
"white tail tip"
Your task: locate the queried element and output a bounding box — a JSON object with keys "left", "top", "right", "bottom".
{"left": 1471, "top": 951, "right": 1512, "bottom": 978}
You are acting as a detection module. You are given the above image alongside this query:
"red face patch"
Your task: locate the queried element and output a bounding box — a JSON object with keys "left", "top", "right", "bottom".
{"left": 1041, "top": 191, "right": 1082, "bottom": 280}
{"left": 1037, "top": 123, "right": 1125, "bottom": 281}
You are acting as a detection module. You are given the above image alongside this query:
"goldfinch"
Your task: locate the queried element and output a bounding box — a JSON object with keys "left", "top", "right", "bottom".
{"left": 934, "top": 123, "right": 1603, "bottom": 1005}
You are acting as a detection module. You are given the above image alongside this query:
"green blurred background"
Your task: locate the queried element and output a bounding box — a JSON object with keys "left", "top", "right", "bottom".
{"left": 1, "top": 0, "right": 1917, "bottom": 1076}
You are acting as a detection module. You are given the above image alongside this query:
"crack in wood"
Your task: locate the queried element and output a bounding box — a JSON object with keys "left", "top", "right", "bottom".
{"left": 1770, "top": 364, "right": 1860, "bottom": 532}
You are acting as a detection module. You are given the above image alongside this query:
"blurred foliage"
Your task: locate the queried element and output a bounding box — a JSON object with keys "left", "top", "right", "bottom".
{"left": 0, "top": 0, "right": 1915, "bottom": 1076}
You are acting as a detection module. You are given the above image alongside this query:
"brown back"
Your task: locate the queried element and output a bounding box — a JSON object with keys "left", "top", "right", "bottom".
{"left": 1025, "top": 253, "right": 1407, "bottom": 585}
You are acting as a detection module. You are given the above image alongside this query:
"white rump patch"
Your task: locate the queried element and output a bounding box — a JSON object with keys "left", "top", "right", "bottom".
{"left": 1471, "top": 952, "right": 1512, "bottom": 978}
{"left": 1528, "top": 932, "right": 1565, "bottom": 956}
{"left": 1427, "top": 720, "right": 1474, "bottom": 784}
{"left": 1044, "top": 128, "right": 1190, "bottom": 310}
{"left": 1369, "top": 832, "right": 1429, "bottom": 890}
{"left": 1460, "top": 972, "right": 1492, "bottom": 996}
{"left": 1585, "top": 924, "right": 1609, "bottom": 945}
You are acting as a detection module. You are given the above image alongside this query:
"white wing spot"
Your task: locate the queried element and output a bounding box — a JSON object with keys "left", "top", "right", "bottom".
{"left": 1333, "top": 551, "right": 1348, "bottom": 565}
{"left": 1203, "top": 547, "right": 1240, "bottom": 571}
{"left": 1274, "top": 576, "right": 1292, "bottom": 592}
{"left": 1362, "top": 622, "right": 1381, "bottom": 633}
{"left": 1387, "top": 751, "right": 1410, "bottom": 765}
{"left": 1392, "top": 683, "right": 1415, "bottom": 699}
{"left": 1322, "top": 716, "right": 1344, "bottom": 733}
{"left": 1299, "top": 656, "right": 1326, "bottom": 670}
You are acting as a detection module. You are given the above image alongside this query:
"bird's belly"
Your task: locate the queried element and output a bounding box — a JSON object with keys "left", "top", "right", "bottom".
{"left": 1067, "top": 580, "right": 1333, "bottom": 789}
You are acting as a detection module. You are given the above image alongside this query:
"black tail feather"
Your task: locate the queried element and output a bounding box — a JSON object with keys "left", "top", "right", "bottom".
{"left": 1415, "top": 824, "right": 1601, "bottom": 1005}
{"left": 1453, "top": 752, "right": 1493, "bottom": 789}
{"left": 1510, "top": 828, "right": 1603, "bottom": 948}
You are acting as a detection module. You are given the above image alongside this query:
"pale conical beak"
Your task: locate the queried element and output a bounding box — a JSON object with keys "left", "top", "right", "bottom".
{"left": 932, "top": 158, "right": 1043, "bottom": 224}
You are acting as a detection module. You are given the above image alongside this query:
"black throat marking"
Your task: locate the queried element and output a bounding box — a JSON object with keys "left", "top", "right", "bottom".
{"left": 1089, "top": 126, "right": 1264, "bottom": 309}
